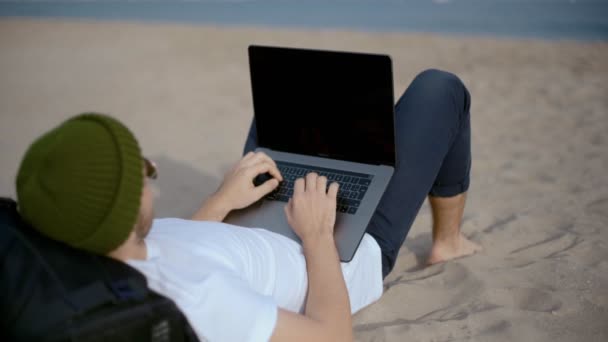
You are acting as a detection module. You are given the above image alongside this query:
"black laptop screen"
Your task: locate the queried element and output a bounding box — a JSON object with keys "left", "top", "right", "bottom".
{"left": 249, "top": 46, "right": 396, "bottom": 167}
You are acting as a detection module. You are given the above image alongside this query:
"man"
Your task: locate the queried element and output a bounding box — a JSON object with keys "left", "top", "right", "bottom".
{"left": 16, "top": 69, "right": 481, "bottom": 341}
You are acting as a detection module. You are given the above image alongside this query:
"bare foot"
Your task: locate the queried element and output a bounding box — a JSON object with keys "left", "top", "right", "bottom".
{"left": 427, "top": 234, "right": 482, "bottom": 265}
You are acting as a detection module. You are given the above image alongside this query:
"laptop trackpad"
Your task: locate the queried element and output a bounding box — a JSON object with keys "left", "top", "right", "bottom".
{"left": 225, "top": 200, "right": 302, "bottom": 244}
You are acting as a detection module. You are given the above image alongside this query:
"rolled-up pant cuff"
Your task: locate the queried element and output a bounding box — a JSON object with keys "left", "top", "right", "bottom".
{"left": 428, "top": 177, "right": 470, "bottom": 197}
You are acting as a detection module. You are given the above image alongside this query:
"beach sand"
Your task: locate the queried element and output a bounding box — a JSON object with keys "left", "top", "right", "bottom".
{"left": 1, "top": 19, "right": 607, "bottom": 341}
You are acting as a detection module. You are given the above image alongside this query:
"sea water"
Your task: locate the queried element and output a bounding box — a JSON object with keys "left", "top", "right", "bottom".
{"left": 0, "top": 0, "right": 607, "bottom": 40}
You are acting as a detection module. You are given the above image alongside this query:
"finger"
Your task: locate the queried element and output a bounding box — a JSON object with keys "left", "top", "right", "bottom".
{"left": 235, "top": 152, "right": 256, "bottom": 171}
{"left": 247, "top": 157, "right": 283, "bottom": 181}
{"left": 241, "top": 151, "right": 264, "bottom": 167}
{"left": 256, "top": 152, "right": 278, "bottom": 168}
{"left": 305, "top": 172, "right": 318, "bottom": 192}
{"left": 294, "top": 177, "right": 305, "bottom": 196}
{"left": 316, "top": 176, "right": 327, "bottom": 194}
{"left": 327, "top": 182, "right": 339, "bottom": 199}
{"left": 237, "top": 152, "right": 255, "bottom": 166}
{"left": 249, "top": 161, "right": 282, "bottom": 182}
{"left": 267, "top": 163, "right": 283, "bottom": 182}
{"left": 257, "top": 154, "right": 282, "bottom": 181}
{"left": 245, "top": 152, "right": 279, "bottom": 171}
{"left": 242, "top": 151, "right": 255, "bottom": 161}
{"left": 254, "top": 178, "right": 279, "bottom": 198}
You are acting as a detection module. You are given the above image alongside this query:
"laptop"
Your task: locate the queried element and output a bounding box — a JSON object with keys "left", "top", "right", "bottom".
{"left": 225, "top": 45, "right": 395, "bottom": 262}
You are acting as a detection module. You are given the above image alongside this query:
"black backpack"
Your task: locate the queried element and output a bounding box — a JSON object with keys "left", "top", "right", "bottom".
{"left": 0, "top": 198, "right": 200, "bottom": 342}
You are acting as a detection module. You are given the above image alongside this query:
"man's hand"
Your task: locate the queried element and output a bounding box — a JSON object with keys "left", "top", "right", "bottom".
{"left": 192, "top": 152, "right": 283, "bottom": 221}
{"left": 284, "top": 172, "right": 339, "bottom": 243}
{"left": 271, "top": 173, "right": 352, "bottom": 342}
{"left": 216, "top": 151, "right": 283, "bottom": 209}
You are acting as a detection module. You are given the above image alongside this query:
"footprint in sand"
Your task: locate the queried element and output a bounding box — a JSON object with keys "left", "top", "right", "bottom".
{"left": 415, "top": 299, "right": 500, "bottom": 324}
{"left": 353, "top": 299, "right": 500, "bottom": 332}
{"left": 491, "top": 287, "right": 562, "bottom": 313}
{"left": 513, "top": 288, "right": 562, "bottom": 312}
{"left": 384, "top": 262, "right": 481, "bottom": 296}
{"left": 586, "top": 197, "right": 608, "bottom": 218}
{"left": 504, "top": 228, "right": 584, "bottom": 268}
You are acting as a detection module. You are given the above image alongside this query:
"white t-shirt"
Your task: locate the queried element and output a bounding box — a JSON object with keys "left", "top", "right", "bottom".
{"left": 127, "top": 218, "right": 383, "bottom": 342}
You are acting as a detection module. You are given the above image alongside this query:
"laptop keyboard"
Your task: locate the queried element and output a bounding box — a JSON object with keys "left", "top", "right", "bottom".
{"left": 265, "top": 161, "right": 373, "bottom": 215}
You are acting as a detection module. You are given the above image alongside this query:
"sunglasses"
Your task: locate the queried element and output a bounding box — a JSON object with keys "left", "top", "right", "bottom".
{"left": 144, "top": 157, "right": 158, "bottom": 180}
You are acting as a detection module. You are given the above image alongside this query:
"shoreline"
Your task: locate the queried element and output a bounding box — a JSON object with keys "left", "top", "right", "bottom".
{"left": 2, "top": 15, "right": 608, "bottom": 43}
{"left": 3, "top": 16, "right": 608, "bottom": 46}
{"left": 1, "top": 0, "right": 607, "bottom": 41}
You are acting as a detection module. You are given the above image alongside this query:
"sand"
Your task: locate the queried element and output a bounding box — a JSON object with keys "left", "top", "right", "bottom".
{"left": 1, "top": 18, "right": 607, "bottom": 341}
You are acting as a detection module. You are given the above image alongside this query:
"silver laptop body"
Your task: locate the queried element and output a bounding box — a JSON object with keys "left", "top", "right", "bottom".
{"left": 226, "top": 45, "right": 395, "bottom": 262}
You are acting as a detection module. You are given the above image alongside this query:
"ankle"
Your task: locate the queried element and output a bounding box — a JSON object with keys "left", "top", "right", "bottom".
{"left": 432, "top": 227, "right": 461, "bottom": 245}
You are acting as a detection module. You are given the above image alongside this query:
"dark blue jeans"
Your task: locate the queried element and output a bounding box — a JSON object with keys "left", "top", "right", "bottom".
{"left": 243, "top": 69, "right": 472, "bottom": 278}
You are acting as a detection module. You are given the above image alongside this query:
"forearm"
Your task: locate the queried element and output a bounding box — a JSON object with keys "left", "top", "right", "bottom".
{"left": 302, "top": 234, "right": 353, "bottom": 341}
{"left": 191, "top": 194, "right": 231, "bottom": 222}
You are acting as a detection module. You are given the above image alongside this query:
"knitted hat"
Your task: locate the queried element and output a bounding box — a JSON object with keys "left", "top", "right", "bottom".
{"left": 16, "top": 113, "right": 144, "bottom": 254}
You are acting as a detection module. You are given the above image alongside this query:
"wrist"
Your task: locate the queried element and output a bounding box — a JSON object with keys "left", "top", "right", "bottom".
{"left": 301, "top": 233, "right": 339, "bottom": 262}
{"left": 192, "top": 192, "right": 232, "bottom": 222}
{"left": 301, "top": 229, "right": 336, "bottom": 248}
{"left": 208, "top": 192, "right": 233, "bottom": 218}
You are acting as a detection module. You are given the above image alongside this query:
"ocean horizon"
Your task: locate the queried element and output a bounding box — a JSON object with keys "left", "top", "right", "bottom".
{"left": 1, "top": 0, "right": 607, "bottom": 41}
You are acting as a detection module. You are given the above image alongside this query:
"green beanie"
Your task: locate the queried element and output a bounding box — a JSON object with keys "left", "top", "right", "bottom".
{"left": 16, "top": 113, "right": 144, "bottom": 254}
